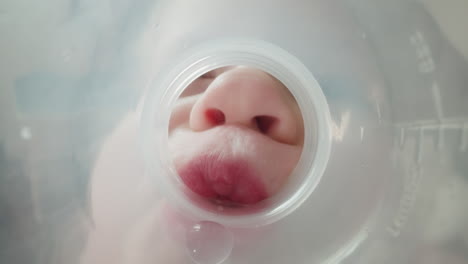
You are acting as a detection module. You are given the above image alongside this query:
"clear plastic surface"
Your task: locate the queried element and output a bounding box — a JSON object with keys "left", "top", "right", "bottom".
{"left": 1, "top": 0, "right": 467, "bottom": 263}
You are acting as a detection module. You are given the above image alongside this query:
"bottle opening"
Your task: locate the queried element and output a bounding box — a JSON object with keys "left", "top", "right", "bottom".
{"left": 140, "top": 40, "right": 332, "bottom": 227}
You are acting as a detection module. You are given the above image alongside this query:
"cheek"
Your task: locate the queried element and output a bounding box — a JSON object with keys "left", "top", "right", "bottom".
{"left": 169, "top": 111, "right": 190, "bottom": 133}
{"left": 168, "top": 96, "right": 199, "bottom": 132}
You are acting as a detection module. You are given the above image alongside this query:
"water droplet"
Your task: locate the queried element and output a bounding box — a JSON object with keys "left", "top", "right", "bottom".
{"left": 20, "top": 126, "right": 32, "bottom": 140}
{"left": 185, "top": 221, "right": 234, "bottom": 264}
{"left": 360, "top": 126, "right": 364, "bottom": 142}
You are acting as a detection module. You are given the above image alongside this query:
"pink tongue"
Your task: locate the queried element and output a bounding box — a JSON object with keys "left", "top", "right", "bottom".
{"left": 178, "top": 156, "right": 268, "bottom": 205}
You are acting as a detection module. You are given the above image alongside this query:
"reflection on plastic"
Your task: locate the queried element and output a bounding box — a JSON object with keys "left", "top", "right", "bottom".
{"left": 185, "top": 221, "right": 234, "bottom": 264}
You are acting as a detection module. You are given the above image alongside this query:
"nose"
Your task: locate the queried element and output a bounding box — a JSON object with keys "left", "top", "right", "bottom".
{"left": 189, "top": 67, "right": 303, "bottom": 145}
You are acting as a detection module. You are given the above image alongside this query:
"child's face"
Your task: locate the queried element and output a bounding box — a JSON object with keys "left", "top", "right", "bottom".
{"left": 168, "top": 66, "right": 304, "bottom": 205}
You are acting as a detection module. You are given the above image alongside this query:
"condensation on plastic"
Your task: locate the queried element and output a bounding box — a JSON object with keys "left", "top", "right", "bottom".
{"left": 1, "top": 0, "right": 468, "bottom": 264}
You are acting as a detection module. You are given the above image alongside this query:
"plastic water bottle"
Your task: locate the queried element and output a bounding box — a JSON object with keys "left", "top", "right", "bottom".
{"left": 0, "top": 1, "right": 467, "bottom": 263}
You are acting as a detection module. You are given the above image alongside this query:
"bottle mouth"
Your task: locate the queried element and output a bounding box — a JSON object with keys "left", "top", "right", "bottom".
{"left": 140, "top": 39, "right": 332, "bottom": 228}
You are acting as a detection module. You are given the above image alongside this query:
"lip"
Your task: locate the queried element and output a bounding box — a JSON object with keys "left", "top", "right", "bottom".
{"left": 177, "top": 154, "right": 268, "bottom": 205}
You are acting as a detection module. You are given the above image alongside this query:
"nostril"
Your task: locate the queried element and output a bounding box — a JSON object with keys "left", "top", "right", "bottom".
{"left": 205, "top": 108, "right": 226, "bottom": 126}
{"left": 253, "top": 116, "right": 277, "bottom": 134}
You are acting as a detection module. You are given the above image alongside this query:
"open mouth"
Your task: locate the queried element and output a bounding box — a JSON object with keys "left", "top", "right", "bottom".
{"left": 177, "top": 154, "right": 268, "bottom": 206}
